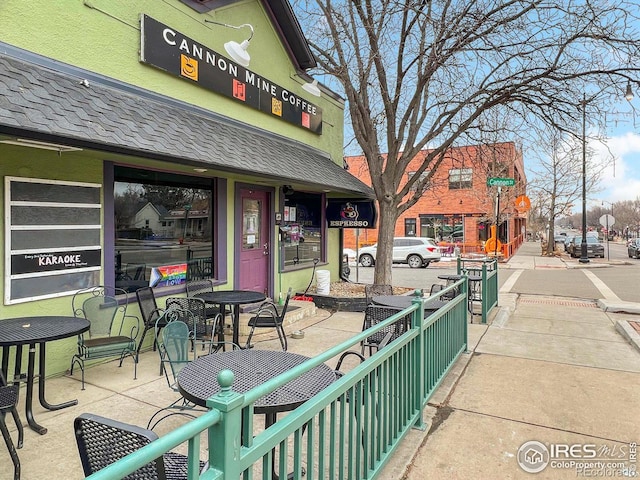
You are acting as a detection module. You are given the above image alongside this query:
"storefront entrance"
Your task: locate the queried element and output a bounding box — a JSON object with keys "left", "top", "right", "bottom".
{"left": 238, "top": 187, "right": 271, "bottom": 295}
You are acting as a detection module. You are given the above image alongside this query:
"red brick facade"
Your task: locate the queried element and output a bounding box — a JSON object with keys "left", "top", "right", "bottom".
{"left": 343, "top": 142, "right": 528, "bottom": 256}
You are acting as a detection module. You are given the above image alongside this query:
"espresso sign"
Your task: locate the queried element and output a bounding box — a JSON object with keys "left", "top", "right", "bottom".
{"left": 326, "top": 199, "right": 377, "bottom": 228}
{"left": 140, "top": 15, "right": 322, "bottom": 134}
{"left": 12, "top": 250, "right": 102, "bottom": 275}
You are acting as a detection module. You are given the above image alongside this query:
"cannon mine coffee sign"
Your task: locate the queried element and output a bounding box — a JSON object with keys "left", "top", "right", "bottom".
{"left": 140, "top": 15, "right": 322, "bottom": 134}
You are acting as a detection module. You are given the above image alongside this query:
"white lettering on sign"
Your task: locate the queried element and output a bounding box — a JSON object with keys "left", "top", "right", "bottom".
{"left": 329, "top": 220, "right": 370, "bottom": 227}
{"left": 38, "top": 254, "right": 81, "bottom": 266}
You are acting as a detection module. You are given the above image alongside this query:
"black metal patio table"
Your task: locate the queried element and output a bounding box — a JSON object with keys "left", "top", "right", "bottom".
{"left": 178, "top": 349, "right": 335, "bottom": 479}
{"left": 0, "top": 315, "right": 90, "bottom": 434}
{"left": 193, "top": 290, "right": 266, "bottom": 347}
{"left": 372, "top": 294, "right": 449, "bottom": 316}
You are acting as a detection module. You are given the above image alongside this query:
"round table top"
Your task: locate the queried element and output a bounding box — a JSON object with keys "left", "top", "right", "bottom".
{"left": 178, "top": 349, "right": 336, "bottom": 413}
{"left": 195, "top": 290, "right": 266, "bottom": 305}
{"left": 372, "top": 295, "right": 448, "bottom": 311}
{"left": 438, "top": 273, "right": 481, "bottom": 281}
{"left": 0, "top": 316, "right": 90, "bottom": 346}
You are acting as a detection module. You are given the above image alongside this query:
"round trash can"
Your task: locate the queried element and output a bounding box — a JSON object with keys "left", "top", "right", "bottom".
{"left": 316, "top": 270, "right": 330, "bottom": 294}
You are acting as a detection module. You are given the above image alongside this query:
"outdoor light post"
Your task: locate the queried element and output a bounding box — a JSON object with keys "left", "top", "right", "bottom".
{"left": 579, "top": 93, "right": 590, "bottom": 264}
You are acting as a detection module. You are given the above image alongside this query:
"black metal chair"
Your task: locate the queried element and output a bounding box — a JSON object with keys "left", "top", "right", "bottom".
{"left": 245, "top": 287, "right": 292, "bottom": 351}
{"left": 74, "top": 413, "right": 205, "bottom": 479}
{"left": 136, "top": 286, "right": 167, "bottom": 355}
{"left": 185, "top": 279, "right": 227, "bottom": 335}
{"left": 165, "top": 297, "right": 222, "bottom": 354}
{"left": 0, "top": 370, "right": 22, "bottom": 480}
{"left": 360, "top": 304, "right": 410, "bottom": 356}
{"left": 364, "top": 284, "right": 393, "bottom": 305}
{"left": 70, "top": 286, "right": 139, "bottom": 390}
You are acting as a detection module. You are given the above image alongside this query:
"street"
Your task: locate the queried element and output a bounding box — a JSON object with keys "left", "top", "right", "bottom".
{"left": 345, "top": 246, "right": 640, "bottom": 303}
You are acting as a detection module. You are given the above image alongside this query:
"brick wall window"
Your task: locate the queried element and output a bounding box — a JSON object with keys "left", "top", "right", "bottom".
{"left": 404, "top": 218, "right": 417, "bottom": 236}
{"left": 407, "top": 171, "right": 430, "bottom": 193}
{"left": 448, "top": 168, "right": 473, "bottom": 189}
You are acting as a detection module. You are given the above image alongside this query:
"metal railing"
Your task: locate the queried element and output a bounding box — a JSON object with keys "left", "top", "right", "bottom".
{"left": 85, "top": 284, "right": 469, "bottom": 480}
{"left": 457, "top": 257, "right": 498, "bottom": 323}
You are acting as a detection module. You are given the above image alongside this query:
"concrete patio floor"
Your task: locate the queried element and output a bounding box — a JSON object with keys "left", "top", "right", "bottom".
{"left": 0, "top": 307, "right": 387, "bottom": 479}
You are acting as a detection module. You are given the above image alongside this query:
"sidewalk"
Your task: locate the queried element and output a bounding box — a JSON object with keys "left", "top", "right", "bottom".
{"left": 400, "top": 240, "right": 640, "bottom": 479}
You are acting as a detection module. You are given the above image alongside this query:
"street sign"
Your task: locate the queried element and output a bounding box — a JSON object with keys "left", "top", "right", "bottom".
{"left": 599, "top": 214, "right": 615, "bottom": 227}
{"left": 487, "top": 177, "right": 515, "bottom": 187}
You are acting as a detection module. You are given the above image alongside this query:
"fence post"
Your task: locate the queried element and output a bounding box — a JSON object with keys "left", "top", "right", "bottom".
{"left": 412, "top": 289, "right": 426, "bottom": 430}
{"left": 205, "top": 370, "right": 245, "bottom": 478}
{"left": 481, "top": 262, "right": 488, "bottom": 324}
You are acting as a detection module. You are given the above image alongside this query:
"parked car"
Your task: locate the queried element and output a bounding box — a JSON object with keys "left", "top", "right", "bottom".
{"left": 358, "top": 237, "right": 441, "bottom": 268}
{"left": 568, "top": 236, "right": 605, "bottom": 258}
{"left": 628, "top": 238, "right": 640, "bottom": 258}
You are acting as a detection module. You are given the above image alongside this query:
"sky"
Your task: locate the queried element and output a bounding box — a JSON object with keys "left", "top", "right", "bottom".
{"left": 593, "top": 128, "right": 640, "bottom": 205}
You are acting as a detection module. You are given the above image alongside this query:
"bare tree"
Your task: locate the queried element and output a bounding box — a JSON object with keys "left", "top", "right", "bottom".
{"left": 528, "top": 128, "right": 605, "bottom": 255}
{"left": 294, "top": 0, "right": 640, "bottom": 283}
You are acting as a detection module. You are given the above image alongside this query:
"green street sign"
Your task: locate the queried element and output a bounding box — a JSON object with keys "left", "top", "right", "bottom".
{"left": 487, "top": 177, "right": 515, "bottom": 187}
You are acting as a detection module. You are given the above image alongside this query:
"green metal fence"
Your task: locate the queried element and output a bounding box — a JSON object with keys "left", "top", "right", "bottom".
{"left": 457, "top": 257, "right": 499, "bottom": 323}
{"left": 85, "top": 282, "right": 469, "bottom": 480}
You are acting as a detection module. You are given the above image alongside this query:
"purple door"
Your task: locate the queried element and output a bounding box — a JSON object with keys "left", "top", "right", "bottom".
{"left": 238, "top": 188, "right": 270, "bottom": 294}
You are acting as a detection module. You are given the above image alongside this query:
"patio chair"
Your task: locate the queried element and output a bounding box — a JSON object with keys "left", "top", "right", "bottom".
{"left": 74, "top": 413, "right": 205, "bottom": 479}
{"left": 364, "top": 284, "right": 393, "bottom": 305}
{"left": 360, "top": 304, "right": 410, "bottom": 356}
{"left": 70, "top": 286, "right": 140, "bottom": 390}
{"left": 185, "top": 279, "right": 227, "bottom": 334}
{"left": 245, "top": 287, "right": 292, "bottom": 351}
{"left": 165, "top": 297, "right": 222, "bottom": 354}
{"left": 136, "top": 286, "right": 167, "bottom": 355}
{"left": 0, "top": 370, "right": 22, "bottom": 480}
{"left": 147, "top": 314, "right": 203, "bottom": 430}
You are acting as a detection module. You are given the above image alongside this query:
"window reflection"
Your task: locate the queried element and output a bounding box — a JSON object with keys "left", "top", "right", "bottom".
{"left": 114, "top": 168, "right": 214, "bottom": 292}
{"left": 281, "top": 192, "right": 323, "bottom": 268}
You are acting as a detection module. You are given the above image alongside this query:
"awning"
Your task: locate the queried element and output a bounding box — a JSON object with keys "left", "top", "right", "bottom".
{"left": 0, "top": 46, "right": 373, "bottom": 198}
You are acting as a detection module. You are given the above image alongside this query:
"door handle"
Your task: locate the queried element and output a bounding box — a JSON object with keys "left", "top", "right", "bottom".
{"left": 263, "top": 243, "right": 269, "bottom": 255}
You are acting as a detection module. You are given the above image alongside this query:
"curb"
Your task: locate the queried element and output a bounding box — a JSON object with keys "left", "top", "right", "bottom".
{"left": 615, "top": 319, "right": 640, "bottom": 354}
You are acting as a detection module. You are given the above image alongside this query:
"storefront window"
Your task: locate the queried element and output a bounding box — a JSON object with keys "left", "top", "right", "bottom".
{"left": 281, "top": 191, "right": 323, "bottom": 268}
{"left": 114, "top": 167, "right": 215, "bottom": 292}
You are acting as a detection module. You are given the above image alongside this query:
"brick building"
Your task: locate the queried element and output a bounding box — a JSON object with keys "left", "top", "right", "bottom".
{"left": 343, "top": 142, "right": 528, "bottom": 256}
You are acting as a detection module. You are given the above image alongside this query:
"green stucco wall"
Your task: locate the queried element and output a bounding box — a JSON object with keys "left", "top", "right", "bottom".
{"left": 0, "top": 0, "right": 347, "bottom": 376}
{"left": 0, "top": 0, "right": 345, "bottom": 162}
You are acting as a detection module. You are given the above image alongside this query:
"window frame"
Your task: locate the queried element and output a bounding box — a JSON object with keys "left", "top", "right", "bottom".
{"left": 448, "top": 168, "right": 473, "bottom": 189}
{"left": 105, "top": 163, "right": 227, "bottom": 295}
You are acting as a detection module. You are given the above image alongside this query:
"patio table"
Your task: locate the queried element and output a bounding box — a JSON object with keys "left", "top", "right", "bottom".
{"left": 194, "top": 290, "right": 266, "bottom": 347}
{"left": 0, "top": 315, "right": 89, "bottom": 434}
{"left": 178, "top": 349, "right": 335, "bottom": 479}
{"left": 372, "top": 294, "right": 449, "bottom": 316}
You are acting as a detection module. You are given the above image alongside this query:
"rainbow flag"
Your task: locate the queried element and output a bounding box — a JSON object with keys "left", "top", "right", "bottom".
{"left": 150, "top": 263, "right": 187, "bottom": 288}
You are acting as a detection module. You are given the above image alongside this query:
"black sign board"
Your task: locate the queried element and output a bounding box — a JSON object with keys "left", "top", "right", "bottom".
{"left": 140, "top": 15, "right": 322, "bottom": 134}
{"left": 326, "top": 199, "right": 377, "bottom": 228}
{"left": 12, "top": 250, "right": 102, "bottom": 275}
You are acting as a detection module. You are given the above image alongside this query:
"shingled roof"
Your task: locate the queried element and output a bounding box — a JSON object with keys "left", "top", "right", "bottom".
{"left": 0, "top": 49, "right": 373, "bottom": 198}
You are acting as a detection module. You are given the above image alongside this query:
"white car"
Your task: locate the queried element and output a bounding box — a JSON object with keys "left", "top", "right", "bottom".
{"left": 358, "top": 237, "right": 441, "bottom": 268}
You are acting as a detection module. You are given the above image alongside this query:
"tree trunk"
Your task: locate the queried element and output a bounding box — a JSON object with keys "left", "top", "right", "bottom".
{"left": 373, "top": 201, "right": 399, "bottom": 285}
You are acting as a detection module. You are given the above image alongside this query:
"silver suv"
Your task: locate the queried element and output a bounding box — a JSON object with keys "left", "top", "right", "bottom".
{"left": 358, "top": 237, "right": 442, "bottom": 268}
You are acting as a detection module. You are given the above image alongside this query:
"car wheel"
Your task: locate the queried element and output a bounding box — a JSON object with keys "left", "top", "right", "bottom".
{"left": 407, "top": 254, "right": 423, "bottom": 268}
{"left": 359, "top": 254, "right": 374, "bottom": 267}
{"left": 629, "top": 252, "right": 633, "bottom": 258}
